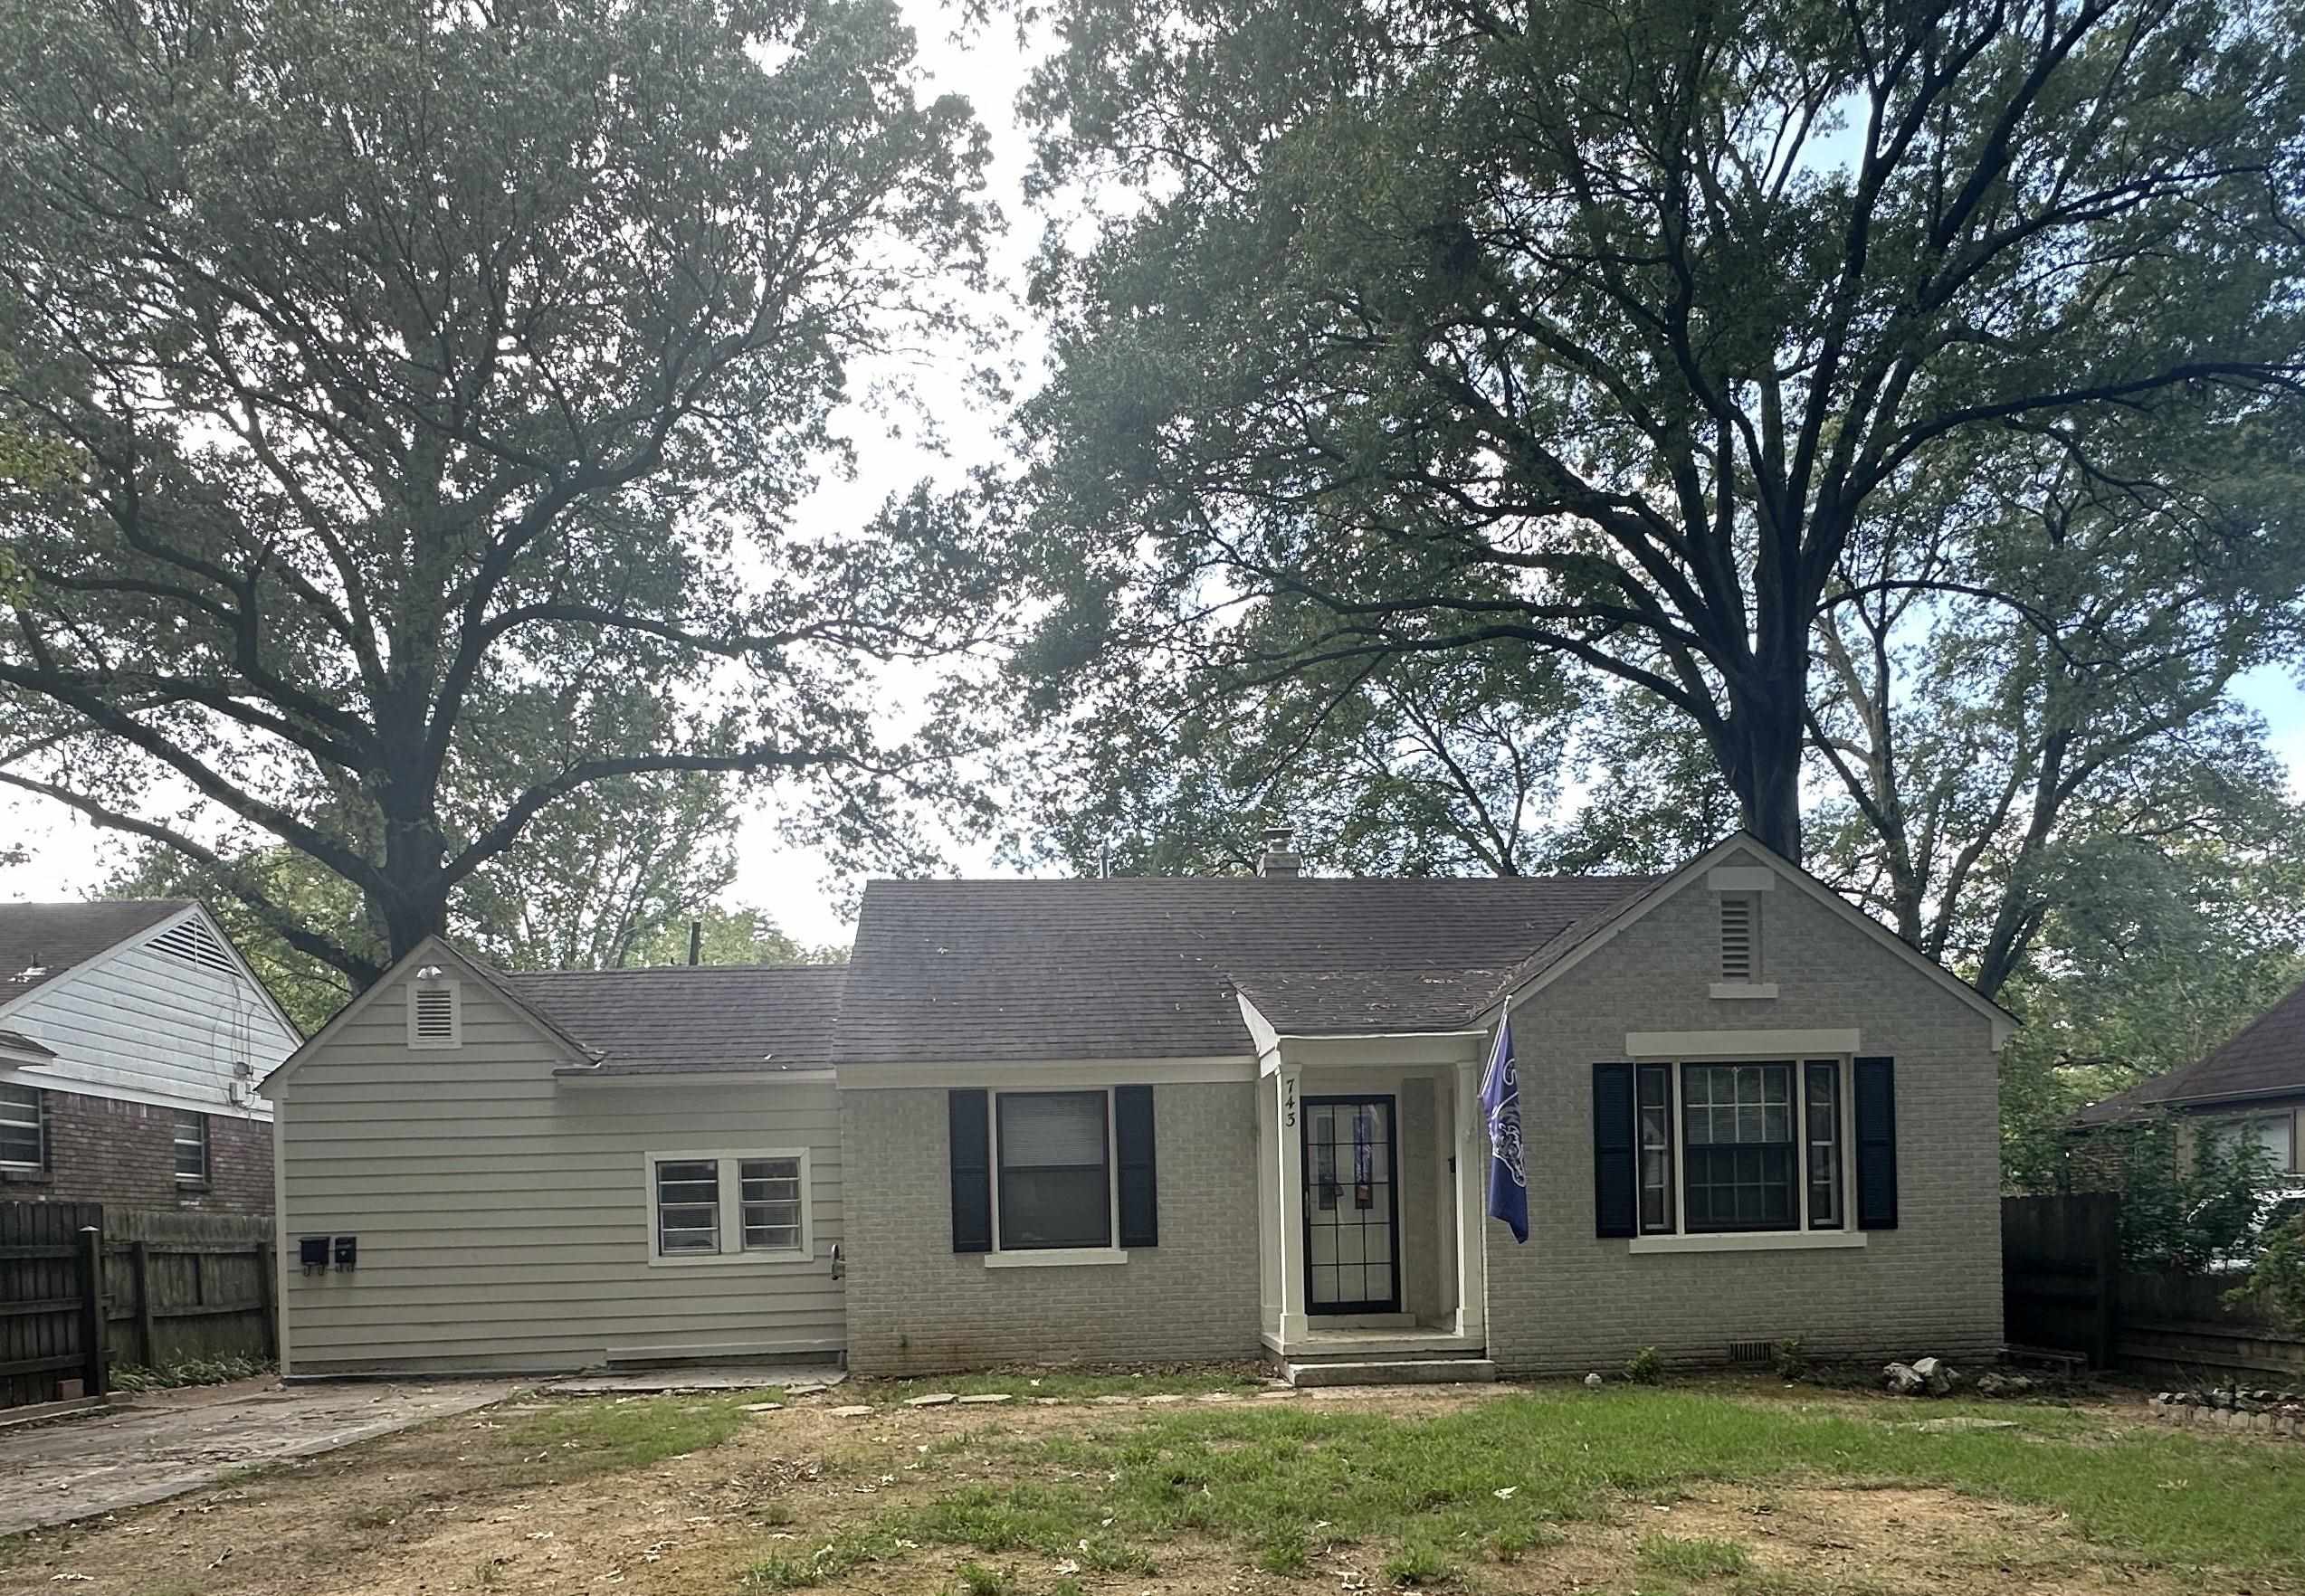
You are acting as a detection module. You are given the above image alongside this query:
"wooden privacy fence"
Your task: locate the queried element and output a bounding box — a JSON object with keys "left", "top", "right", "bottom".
{"left": 0, "top": 1202, "right": 275, "bottom": 1410}
{"left": 2003, "top": 1193, "right": 2304, "bottom": 1381}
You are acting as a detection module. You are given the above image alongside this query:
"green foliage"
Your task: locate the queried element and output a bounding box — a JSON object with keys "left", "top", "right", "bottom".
{"left": 2229, "top": 1215, "right": 2305, "bottom": 1334}
{"left": 0, "top": 0, "right": 1000, "bottom": 983}
{"left": 1638, "top": 1534, "right": 1752, "bottom": 1580}
{"left": 110, "top": 1354, "right": 273, "bottom": 1392}
{"left": 951, "top": 1562, "right": 1011, "bottom": 1595}
{"left": 2050, "top": 1114, "right": 2289, "bottom": 1270}
{"left": 1624, "top": 1345, "right": 1664, "bottom": 1385}
{"left": 1769, "top": 1338, "right": 1809, "bottom": 1382}
{"left": 1011, "top": 0, "right": 2305, "bottom": 861}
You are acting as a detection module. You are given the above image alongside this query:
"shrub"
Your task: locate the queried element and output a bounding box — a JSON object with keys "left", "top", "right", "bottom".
{"left": 2228, "top": 1214, "right": 2305, "bottom": 1334}
{"left": 1624, "top": 1344, "right": 1664, "bottom": 1384}
{"left": 110, "top": 1354, "right": 272, "bottom": 1392}
{"left": 1770, "top": 1336, "right": 1809, "bottom": 1381}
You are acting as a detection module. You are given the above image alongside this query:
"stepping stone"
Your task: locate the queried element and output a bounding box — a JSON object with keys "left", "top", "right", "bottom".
{"left": 1141, "top": 1393, "right": 1185, "bottom": 1405}
{"left": 956, "top": 1393, "right": 1014, "bottom": 1405}
{"left": 1092, "top": 1395, "right": 1133, "bottom": 1406}
{"left": 1910, "top": 1416, "right": 2019, "bottom": 1433}
{"left": 903, "top": 1393, "right": 957, "bottom": 1408}
{"left": 785, "top": 1382, "right": 830, "bottom": 1398}
{"left": 829, "top": 1405, "right": 874, "bottom": 1419}
{"left": 743, "top": 1402, "right": 784, "bottom": 1414}
{"left": 1032, "top": 1398, "right": 1063, "bottom": 1407}
{"left": 1195, "top": 1392, "right": 1239, "bottom": 1403}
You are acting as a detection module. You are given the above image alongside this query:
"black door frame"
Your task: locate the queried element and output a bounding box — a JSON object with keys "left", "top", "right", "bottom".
{"left": 1300, "top": 1093, "right": 1403, "bottom": 1315}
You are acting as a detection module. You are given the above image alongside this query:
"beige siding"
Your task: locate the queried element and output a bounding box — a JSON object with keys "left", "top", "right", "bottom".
{"left": 1488, "top": 845, "right": 2005, "bottom": 1375}
{"left": 279, "top": 974, "right": 843, "bottom": 1375}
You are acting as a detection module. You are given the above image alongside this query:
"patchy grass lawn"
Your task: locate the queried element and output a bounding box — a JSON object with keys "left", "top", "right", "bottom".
{"left": 3, "top": 1378, "right": 2300, "bottom": 1596}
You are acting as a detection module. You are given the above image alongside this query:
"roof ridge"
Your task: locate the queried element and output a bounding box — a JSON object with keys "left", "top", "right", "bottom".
{"left": 500, "top": 962, "right": 849, "bottom": 978}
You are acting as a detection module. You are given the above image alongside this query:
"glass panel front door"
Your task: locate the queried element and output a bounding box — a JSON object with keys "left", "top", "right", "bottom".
{"left": 1301, "top": 1096, "right": 1400, "bottom": 1314}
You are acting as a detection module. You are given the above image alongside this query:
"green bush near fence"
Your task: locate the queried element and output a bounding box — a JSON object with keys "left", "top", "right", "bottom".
{"left": 110, "top": 1354, "right": 275, "bottom": 1392}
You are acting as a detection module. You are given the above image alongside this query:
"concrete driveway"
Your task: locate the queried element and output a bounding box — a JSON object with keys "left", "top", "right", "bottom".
{"left": 0, "top": 1377, "right": 519, "bottom": 1535}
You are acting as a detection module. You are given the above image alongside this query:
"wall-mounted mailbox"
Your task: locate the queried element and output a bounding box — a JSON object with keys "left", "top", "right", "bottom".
{"left": 331, "top": 1234, "right": 358, "bottom": 1270}
{"left": 299, "top": 1236, "right": 329, "bottom": 1273}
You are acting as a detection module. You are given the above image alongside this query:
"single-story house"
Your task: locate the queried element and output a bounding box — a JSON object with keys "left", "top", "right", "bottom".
{"left": 264, "top": 833, "right": 2014, "bottom": 1381}
{"left": 2075, "top": 974, "right": 2305, "bottom": 1182}
{"left": 1, "top": 899, "right": 298, "bottom": 1212}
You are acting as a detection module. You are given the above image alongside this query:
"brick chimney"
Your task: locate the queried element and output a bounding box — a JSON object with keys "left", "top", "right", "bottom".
{"left": 1257, "top": 824, "right": 1301, "bottom": 879}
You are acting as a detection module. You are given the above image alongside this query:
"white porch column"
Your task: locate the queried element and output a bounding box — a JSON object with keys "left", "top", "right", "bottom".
{"left": 1275, "top": 1066, "right": 1307, "bottom": 1347}
{"left": 1453, "top": 1059, "right": 1488, "bottom": 1343}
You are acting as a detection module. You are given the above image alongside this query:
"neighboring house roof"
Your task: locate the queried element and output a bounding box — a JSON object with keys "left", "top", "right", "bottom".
{"left": 0, "top": 1027, "right": 57, "bottom": 1062}
{"left": 834, "top": 875, "right": 1653, "bottom": 1063}
{"left": 0, "top": 899, "right": 194, "bottom": 1002}
{"left": 510, "top": 964, "right": 849, "bottom": 1075}
{"left": 2075, "top": 971, "right": 2305, "bottom": 1125}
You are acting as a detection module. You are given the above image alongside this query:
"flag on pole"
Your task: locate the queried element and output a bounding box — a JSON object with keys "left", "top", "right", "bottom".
{"left": 1481, "top": 1014, "right": 1528, "bottom": 1243}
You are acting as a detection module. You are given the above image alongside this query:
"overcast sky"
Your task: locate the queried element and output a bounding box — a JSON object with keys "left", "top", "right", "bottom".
{"left": 2, "top": 3, "right": 2300, "bottom": 948}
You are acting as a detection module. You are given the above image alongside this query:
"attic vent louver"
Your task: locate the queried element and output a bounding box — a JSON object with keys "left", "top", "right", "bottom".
{"left": 1719, "top": 895, "right": 1757, "bottom": 983}
{"left": 150, "top": 917, "right": 237, "bottom": 975}
{"left": 406, "top": 978, "right": 462, "bottom": 1050}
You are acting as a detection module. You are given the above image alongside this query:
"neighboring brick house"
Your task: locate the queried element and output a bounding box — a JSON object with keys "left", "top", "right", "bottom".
{"left": 0, "top": 900, "right": 297, "bottom": 1214}
{"left": 263, "top": 833, "right": 2014, "bottom": 1382}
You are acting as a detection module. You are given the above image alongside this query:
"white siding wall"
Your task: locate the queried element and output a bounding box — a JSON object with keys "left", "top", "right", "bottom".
{"left": 278, "top": 973, "right": 844, "bottom": 1374}
{"left": 0, "top": 911, "right": 296, "bottom": 1117}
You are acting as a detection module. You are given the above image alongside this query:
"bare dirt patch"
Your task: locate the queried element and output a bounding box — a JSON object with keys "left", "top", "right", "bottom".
{"left": 0, "top": 1383, "right": 2260, "bottom": 1596}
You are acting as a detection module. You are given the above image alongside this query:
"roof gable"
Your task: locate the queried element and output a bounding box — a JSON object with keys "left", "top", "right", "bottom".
{"left": 0, "top": 899, "right": 195, "bottom": 1011}
{"left": 1484, "top": 834, "right": 2017, "bottom": 1045}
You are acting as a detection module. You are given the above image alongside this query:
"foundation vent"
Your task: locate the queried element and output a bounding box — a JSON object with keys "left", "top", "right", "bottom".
{"left": 1725, "top": 1338, "right": 1776, "bottom": 1364}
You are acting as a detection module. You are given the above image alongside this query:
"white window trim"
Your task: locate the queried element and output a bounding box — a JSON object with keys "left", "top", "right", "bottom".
{"left": 1631, "top": 1054, "right": 1867, "bottom": 1254}
{"left": 643, "top": 1147, "right": 814, "bottom": 1268}
{"left": 405, "top": 977, "right": 462, "bottom": 1050}
{"left": 0, "top": 1083, "right": 42, "bottom": 1171}
{"left": 986, "top": 1086, "right": 1129, "bottom": 1267}
{"left": 1710, "top": 983, "right": 1779, "bottom": 1000}
{"left": 173, "top": 1111, "right": 209, "bottom": 1184}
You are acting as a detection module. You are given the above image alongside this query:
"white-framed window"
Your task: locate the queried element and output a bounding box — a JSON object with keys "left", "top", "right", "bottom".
{"left": 405, "top": 971, "right": 462, "bottom": 1050}
{"left": 173, "top": 1111, "right": 209, "bottom": 1183}
{"left": 2203, "top": 1111, "right": 2298, "bottom": 1175}
{"left": 1637, "top": 1058, "right": 1850, "bottom": 1237}
{"left": 0, "top": 1084, "right": 43, "bottom": 1169}
{"left": 993, "top": 1088, "right": 1115, "bottom": 1252}
{"left": 644, "top": 1149, "right": 811, "bottom": 1265}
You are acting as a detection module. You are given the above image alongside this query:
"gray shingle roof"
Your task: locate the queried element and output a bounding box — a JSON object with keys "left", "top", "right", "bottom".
{"left": 504, "top": 964, "right": 848, "bottom": 1074}
{"left": 2075, "top": 971, "right": 2305, "bottom": 1124}
{"left": 0, "top": 1028, "right": 57, "bottom": 1059}
{"left": 834, "top": 876, "right": 1653, "bottom": 1064}
{"left": 0, "top": 900, "right": 193, "bottom": 1004}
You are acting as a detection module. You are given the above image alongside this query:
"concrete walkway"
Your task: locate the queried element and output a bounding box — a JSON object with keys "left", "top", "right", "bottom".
{"left": 0, "top": 1377, "right": 519, "bottom": 1535}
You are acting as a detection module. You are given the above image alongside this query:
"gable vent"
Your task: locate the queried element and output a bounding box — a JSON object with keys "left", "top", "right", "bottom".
{"left": 406, "top": 979, "right": 462, "bottom": 1050}
{"left": 149, "top": 917, "right": 237, "bottom": 975}
{"left": 1719, "top": 895, "right": 1757, "bottom": 983}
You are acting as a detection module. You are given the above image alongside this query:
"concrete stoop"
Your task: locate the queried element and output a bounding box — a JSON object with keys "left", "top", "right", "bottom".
{"left": 1281, "top": 1356, "right": 1500, "bottom": 1388}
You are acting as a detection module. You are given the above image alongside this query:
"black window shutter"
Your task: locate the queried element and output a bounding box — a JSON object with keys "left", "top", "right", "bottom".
{"left": 1593, "top": 1062, "right": 1638, "bottom": 1238}
{"left": 1854, "top": 1057, "right": 1899, "bottom": 1230}
{"left": 948, "top": 1089, "right": 993, "bottom": 1253}
{"left": 1114, "top": 1084, "right": 1158, "bottom": 1249}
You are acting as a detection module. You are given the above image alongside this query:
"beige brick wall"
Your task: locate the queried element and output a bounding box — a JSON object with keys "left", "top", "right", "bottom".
{"left": 840, "top": 1082, "right": 1262, "bottom": 1374}
{"left": 1485, "top": 848, "right": 2005, "bottom": 1375}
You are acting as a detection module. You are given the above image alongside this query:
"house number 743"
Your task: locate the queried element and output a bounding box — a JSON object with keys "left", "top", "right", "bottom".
{"left": 1282, "top": 1077, "right": 1297, "bottom": 1128}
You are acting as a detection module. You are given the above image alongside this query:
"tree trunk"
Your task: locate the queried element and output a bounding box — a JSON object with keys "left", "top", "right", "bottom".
{"left": 1720, "top": 660, "right": 1807, "bottom": 860}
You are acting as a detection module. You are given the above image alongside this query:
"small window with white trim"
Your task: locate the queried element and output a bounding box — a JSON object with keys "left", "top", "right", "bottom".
{"left": 1640, "top": 1058, "right": 1849, "bottom": 1236}
{"left": 2203, "top": 1111, "right": 2298, "bottom": 1175}
{"left": 174, "top": 1111, "right": 209, "bottom": 1183}
{"left": 647, "top": 1150, "right": 811, "bottom": 1262}
{"left": 0, "top": 1085, "right": 43, "bottom": 1169}
{"left": 405, "top": 969, "right": 462, "bottom": 1050}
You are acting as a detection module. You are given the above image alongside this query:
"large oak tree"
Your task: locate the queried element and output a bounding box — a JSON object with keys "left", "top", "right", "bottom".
{"left": 1011, "top": 0, "right": 2305, "bottom": 857}
{"left": 0, "top": 0, "right": 1000, "bottom": 983}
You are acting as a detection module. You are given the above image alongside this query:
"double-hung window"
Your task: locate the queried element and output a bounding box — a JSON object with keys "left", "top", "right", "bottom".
{"left": 1639, "top": 1059, "right": 1847, "bottom": 1237}
{"left": 173, "top": 1111, "right": 209, "bottom": 1184}
{"left": 647, "top": 1150, "right": 811, "bottom": 1263}
{"left": 2204, "top": 1112, "right": 2298, "bottom": 1175}
{"left": 0, "top": 1085, "right": 42, "bottom": 1169}
{"left": 995, "top": 1090, "right": 1113, "bottom": 1250}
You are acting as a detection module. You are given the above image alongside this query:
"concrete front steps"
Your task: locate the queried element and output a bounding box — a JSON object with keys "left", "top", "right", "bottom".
{"left": 1281, "top": 1355, "right": 1500, "bottom": 1388}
